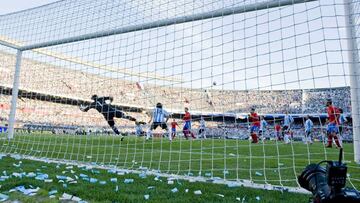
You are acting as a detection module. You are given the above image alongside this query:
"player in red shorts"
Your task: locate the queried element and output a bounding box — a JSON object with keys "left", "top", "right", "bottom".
{"left": 326, "top": 99, "right": 341, "bottom": 148}
{"left": 183, "top": 107, "right": 196, "bottom": 139}
{"left": 275, "top": 123, "right": 282, "bottom": 141}
{"left": 171, "top": 119, "right": 179, "bottom": 140}
{"left": 249, "top": 108, "right": 260, "bottom": 143}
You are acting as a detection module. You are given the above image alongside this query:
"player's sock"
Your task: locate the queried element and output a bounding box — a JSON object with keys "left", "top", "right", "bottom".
{"left": 111, "top": 126, "right": 120, "bottom": 135}
{"left": 146, "top": 129, "right": 152, "bottom": 140}
{"left": 326, "top": 135, "right": 333, "bottom": 147}
{"left": 191, "top": 132, "right": 196, "bottom": 139}
{"left": 251, "top": 133, "right": 258, "bottom": 143}
{"left": 168, "top": 130, "right": 172, "bottom": 141}
{"left": 183, "top": 130, "right": 189, "bottom": 139}
{"left": 334, "top": 135, "right": 342, "bottom": 148}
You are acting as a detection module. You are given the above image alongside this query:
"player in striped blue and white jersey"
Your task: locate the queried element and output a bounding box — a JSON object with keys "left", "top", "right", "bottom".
{"left": 304, "top": 115, "right": 314, "bottom": 144}
{"left": 146, "top": 103, "right": 171, "bottom": 140}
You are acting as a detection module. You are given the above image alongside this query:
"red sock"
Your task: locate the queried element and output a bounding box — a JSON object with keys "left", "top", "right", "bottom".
{"left": 251, "top": 133, "right": 258, "bottom": 143}
{"left": 327, "top": 135, "right": 333, "bottom": 146}
{"left": 191, "top": 132, "right": 196, "bottom": 139}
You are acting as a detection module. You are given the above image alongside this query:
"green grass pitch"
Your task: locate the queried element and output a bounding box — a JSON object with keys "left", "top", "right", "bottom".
{"left": 0, "top": 132, "right": 358, "bottom": 202}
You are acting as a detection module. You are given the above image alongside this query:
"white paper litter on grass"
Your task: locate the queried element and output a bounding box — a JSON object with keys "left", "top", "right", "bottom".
{"left": 72, "top": 196, "right": 82, "bottom": 202}
{"left": 11, "top": 154, "right": 22, "bottom": 160}
{"left": 79, "top": 174, "right": 88, "bottom": 178}
{"left": 117, "top": 172, "right": 125, "bottom": 176}
{"left": 227, "top": 182, "right": 242, "bottom": 188}
{"left": 66, "top": 177, "right": 74, "bottom": 182}
{"left": 59, "top": 193, "right": 72, "bottom": 200}
{"left": 26, "top": 172, "right": 36, "bottom": 178}
{"left": 194, "top": 190, "right": 202, "bottom": 195}
{"left": 89, "top": 178, "right": 98, "bottom": 183}
{"left": 108, "top": 169, "right": 117, "bottom": 174}
{"left": 12, "top": 172, "right": 23, "bottom": 178}
{"left": 139, "top": 173, "right": 147, "bottom": 179}
{"left": 171, "top": 188, "right": 178, "bottom": 193}
{"left": 124, "top": 179, "right": 134, "bottom": 184}
{"left": 144, "top": 194, "right": 150, "bottom": 200}
{"left": 44, "top": 179, "right": 53, "bottom": 183}
{"left": 216, "top": 194, "right": 224, "bottom": 198}
{"left": 35, "top": 173, "right": 49, "bottom": 181}
{"left": 189, "top": 179, "right": 196, "bottom": 183}
{"left": 56, "top": 175, "right": 67, "bottom": 180}
{"left": 48, "top": 190, "right": 58, "bottom": 196}
{"left": 15, "top": 186, "right": 40, "bottom": 196}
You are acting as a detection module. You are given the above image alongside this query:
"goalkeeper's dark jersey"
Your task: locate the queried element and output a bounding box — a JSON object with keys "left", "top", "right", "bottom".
{"left": 83, "top": 97, "right": 116, "bottom": 114}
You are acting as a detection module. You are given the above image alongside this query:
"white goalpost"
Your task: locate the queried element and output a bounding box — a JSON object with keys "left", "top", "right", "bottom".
{"left": 0, "top": 0, "right": 359, "bottom": 193}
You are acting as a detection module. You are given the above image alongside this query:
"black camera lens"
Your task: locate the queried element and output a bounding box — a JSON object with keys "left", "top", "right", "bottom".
{"left": 298, "top": 163, "right": 331, "bottom": 201}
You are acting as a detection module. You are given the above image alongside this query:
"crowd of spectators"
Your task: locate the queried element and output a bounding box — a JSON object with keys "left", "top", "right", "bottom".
{"left": 0, "top": 51, "right": 352, "bottom": 115}
{"left": 0, "top": 51, "right": 354, "bottom": 140}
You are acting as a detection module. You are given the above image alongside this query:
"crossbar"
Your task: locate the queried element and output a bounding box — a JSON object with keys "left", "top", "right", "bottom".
{"left": 20, "top": 0, "right": 318, "bottom": 51}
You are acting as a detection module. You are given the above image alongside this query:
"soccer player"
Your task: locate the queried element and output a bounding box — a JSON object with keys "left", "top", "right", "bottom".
{"left": 183, "top": 107, "right": 196, "bottom": 139}
{"left": 325, "top": 99, "right": 341, "bottom": 148}
{"left": 304, "top": 115, "right": 314, "bottom": 144}
{"left": 338, "top": 108, "right": 347, "bottom": 136}
{"left": 249, "top": 108, "right": 260, "bottom": 143}
{"left": 135, "top": 122, "right": 144, "bottom": 137}
{"left": 275, "top": 123, "right": 282, "bottom": 141}
{"left": 80, "top": 95, "right": 143, "bottom": 140}
{"left": 198, "top": 117, "right": 207, "bottom": 139}
{"left": 146, "top": 103, "right": 171, "bottom": 141}
{"left": 259, "top": 116, "right": 267, "bottom": 141}
{"left": 170, "top": 119, "right": 179, "bottom": 140}
{"left": 282, "top": 111, "right": 294, "bottom": 138}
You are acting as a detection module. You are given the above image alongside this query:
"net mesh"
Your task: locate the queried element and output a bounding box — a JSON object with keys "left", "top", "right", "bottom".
{"left": 0, "top": 0, "right": 359, "bottom": 191}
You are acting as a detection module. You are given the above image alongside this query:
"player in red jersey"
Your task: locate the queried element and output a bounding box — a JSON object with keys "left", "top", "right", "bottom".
{"left": 249, "top": 108, "right": 260, "bottom": 143}
{"left": 326, "top": 99, "right": 341, "bottom": 148}
{"left": 171, "top": 119, "right": 179, "bottom": 139}
{"left": 275, "top": 123, "right": 282, "bottom": 141}
{"left": 183, "top": 107, "right": 196, "bottom": 139}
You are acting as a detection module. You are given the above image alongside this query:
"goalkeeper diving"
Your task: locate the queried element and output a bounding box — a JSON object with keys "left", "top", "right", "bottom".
{"left": 80, "top": 95, "right": 146, "bottom": 140}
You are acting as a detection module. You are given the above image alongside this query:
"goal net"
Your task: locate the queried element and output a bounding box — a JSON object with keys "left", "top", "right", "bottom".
{"left": 0, "top": 0, "right": 359, "bottom": 192}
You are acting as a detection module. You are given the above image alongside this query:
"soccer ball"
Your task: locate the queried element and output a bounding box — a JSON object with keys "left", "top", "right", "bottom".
{"left": 213, "top": 81, "right": 217, "bottom": 86}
